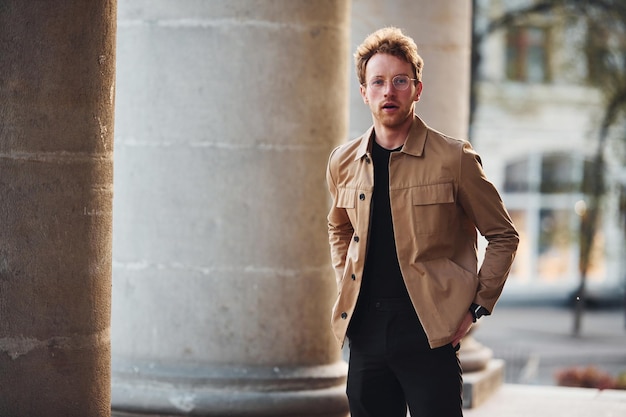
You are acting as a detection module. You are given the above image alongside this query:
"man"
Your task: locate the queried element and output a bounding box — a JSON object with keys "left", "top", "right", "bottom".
{"left": 326, "top": 27, "right": 519, "bottom": 417}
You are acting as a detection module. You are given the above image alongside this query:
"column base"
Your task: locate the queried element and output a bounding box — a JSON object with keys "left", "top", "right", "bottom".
{"left": 463, "top": 358, "right": 505, "bottom": 409}
{"left": 111, "top": 359, "right": 349, "bottom": 417}
{"left": 459, "top": 327, "right": 494, "bottom": 373}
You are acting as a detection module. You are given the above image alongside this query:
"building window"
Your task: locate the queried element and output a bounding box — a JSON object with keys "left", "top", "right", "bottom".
{"left": 504, "top": 158, "right": 530, "bottom": 192}
{"left": 506, "top": 26, "right": 550, "bottom": 83}
{"left": 503, "top": 152, "right": 605, "bottom": 288}
{"left": 537, "top": 208, "right": 574, "bottom": 280}
{"left": 540, "top": 153, "right": 578, "bottom": 193}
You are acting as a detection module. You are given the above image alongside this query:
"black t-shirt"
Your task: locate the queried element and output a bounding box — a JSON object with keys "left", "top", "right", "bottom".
{"left": 358, "top": 140, "right": 411, "bottom": 302}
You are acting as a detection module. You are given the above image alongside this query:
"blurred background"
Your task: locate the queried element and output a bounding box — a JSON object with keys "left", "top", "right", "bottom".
{"left": 469, "top": 0, "right": 626, "bottom": 391}
{"left": 471, "top": 0, "right": 626, "bottom": 311}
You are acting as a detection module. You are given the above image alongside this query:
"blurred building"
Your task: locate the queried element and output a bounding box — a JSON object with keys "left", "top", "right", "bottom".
{"left": 471, "top": 0, "right": 626, "bottom": 304}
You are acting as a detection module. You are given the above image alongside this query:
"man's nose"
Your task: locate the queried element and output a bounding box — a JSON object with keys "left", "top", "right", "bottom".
{"left": 383, "top": 81, "right": 395, "bottom": 94}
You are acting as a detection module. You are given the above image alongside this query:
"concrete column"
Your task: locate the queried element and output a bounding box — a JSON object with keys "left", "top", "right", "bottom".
{"left": 0, "top": 2, "right": 116, "bottom": 417}
{"left": 111, "top": 1, "right": 350, "bottom": 416}
{"left": 350, "top": 0, "right": 472, "bottom": 140}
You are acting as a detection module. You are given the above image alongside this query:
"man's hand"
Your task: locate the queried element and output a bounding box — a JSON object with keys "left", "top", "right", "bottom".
{"left": 451, "top": 311, "right": 474, "bottom": 347}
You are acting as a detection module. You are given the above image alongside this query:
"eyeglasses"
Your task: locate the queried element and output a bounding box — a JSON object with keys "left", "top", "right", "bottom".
{"left": 363, "top": 75, "right": 418, "bottom": 91}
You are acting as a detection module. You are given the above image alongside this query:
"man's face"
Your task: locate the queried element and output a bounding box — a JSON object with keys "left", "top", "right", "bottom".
{"left": 360, "top": 53, "right": 422, "bottom": 129}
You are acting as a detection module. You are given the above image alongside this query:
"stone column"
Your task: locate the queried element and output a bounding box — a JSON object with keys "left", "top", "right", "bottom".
{"left": 0, "top": 2, "right": 116, "bottom": 417}
{"left": 111, "top": 1, "right": 350, "bottom": 416}
{"left": 349, "top": 0, "right": 472, "bottom": 139}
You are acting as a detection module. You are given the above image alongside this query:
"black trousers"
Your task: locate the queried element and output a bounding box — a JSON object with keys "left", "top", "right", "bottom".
{"left": 346, "top": 298, "right": 463, "bottom": 417}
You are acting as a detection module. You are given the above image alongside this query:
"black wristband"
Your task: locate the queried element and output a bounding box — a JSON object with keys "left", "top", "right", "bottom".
{"left": 469, "top": 303, "right": 488, "bottom": 323}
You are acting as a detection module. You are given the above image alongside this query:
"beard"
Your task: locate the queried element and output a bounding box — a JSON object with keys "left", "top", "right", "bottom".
{"left": 372, "top": 104, "right": 414, "bottom": 129}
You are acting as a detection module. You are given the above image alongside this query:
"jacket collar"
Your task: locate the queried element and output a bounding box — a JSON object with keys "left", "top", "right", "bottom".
{"left": 354, "top": 115, "right": 428, "bottom": 161}
{"left": 354, "top": 126, "right": 374, "bottom": 161}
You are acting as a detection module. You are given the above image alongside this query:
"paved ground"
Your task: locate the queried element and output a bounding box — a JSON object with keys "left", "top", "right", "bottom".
{"left": 471, "top": 304, "right": 626, "bottom": 386}
{"left": 462, "top": 303, "right": 626, "bottom": 417}
{"left": 463, "top": 384, "right": 626, "bottom": 417}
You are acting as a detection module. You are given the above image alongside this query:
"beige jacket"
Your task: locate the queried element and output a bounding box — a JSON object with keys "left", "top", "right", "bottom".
{"left": 326, "top": 116, "right": 519, "bottom": 348}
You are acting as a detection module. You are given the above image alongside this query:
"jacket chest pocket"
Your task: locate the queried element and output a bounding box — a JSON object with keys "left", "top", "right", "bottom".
{"left": 410, "top": 182, "right": 455, "bottom": 235}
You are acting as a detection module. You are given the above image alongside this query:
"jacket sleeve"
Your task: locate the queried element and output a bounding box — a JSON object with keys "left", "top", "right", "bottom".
{"left": 457, "top": 142, "right": 519, "bottom": 312}
{"left": 326, "top": 147, "right": 354, "bottom": 286}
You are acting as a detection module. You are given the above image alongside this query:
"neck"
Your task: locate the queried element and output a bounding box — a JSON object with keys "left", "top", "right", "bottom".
{"left": 372, "top": 115, "right": 414, "bottom": 150}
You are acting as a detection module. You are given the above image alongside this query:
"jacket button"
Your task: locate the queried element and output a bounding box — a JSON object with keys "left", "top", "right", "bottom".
{"left": 353, "top": 236, "right": 359, "bottom": 242}
{"left": 341, "top": 312, "right": 348, "bottom": 319}
{"left": 351, "top": 274, "right": 356, "bottom": 280}
{"left": 359, "top": 193, "right": 365, "bottom": 201}
{"left": 365, "top": 157, "right": 371, "bottom": 164}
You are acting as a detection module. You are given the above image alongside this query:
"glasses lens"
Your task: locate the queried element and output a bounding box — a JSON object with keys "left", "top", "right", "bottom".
{"left": 392, "top": 75, "right": 410, "bottom": 90}
{"left": 368, "top": 79, "right": 385, "bottom": 89}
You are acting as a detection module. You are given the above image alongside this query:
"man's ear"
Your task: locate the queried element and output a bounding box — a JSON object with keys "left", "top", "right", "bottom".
{"left": 415, "top": 81, "right": 423, "bottom": 102}
{"left": 360, "top": 84, "right": 368, "bottom": 104}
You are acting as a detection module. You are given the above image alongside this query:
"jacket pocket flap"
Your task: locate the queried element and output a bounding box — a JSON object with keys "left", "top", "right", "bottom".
{"left": 411, "top": 183, "right": 454, "bottom": 206}
{"left": 337, "top": 188, "right": 356, "bottom": 208}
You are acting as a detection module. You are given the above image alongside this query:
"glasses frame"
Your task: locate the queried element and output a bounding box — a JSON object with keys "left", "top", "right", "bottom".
{"left": 362, "top": 75, "right": 419, "bottom": 91}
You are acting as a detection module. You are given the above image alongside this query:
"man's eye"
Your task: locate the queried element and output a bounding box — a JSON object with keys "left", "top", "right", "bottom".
{"left": 395, "top": 78, "right": 408, "bottom": 86}
{"left": 370, "top": 79, "right": 384, "bottom": 86}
